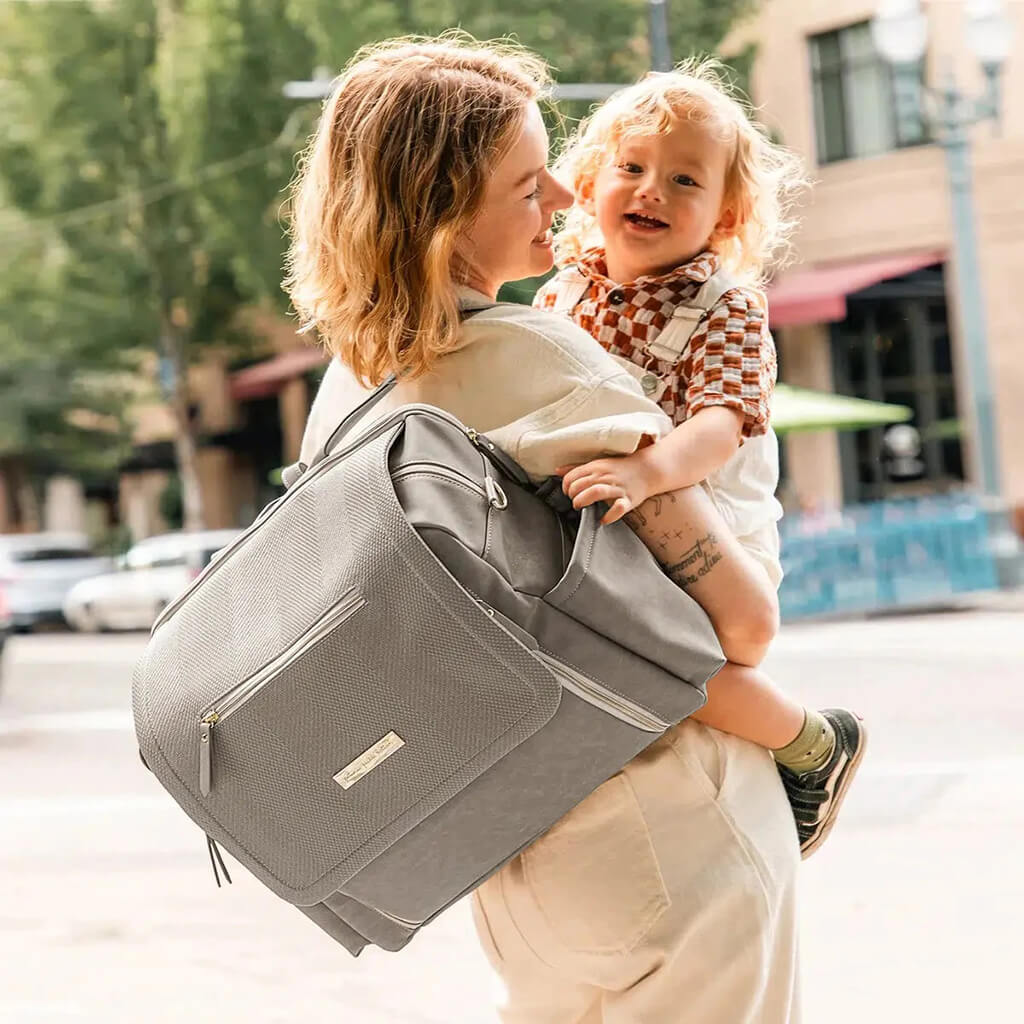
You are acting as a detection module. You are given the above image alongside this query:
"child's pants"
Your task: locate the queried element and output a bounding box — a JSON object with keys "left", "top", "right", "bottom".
{"left": 471, "top": 720, "right": 801, "bottom": 1023}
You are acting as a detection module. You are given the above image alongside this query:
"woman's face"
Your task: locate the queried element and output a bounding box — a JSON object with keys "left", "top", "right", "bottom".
{"left": 456, "top": 103, "right": 573, "bottom": 299}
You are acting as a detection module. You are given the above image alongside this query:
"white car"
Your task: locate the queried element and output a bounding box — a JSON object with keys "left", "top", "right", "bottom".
{"left": 63, "top": 529, "right": 242, "bottom": 632}
{"left": 0, "top": 533, "right": 114, "bottom": 632}
{"left": 0, "top": 580, "right": 11, "bottom": 683}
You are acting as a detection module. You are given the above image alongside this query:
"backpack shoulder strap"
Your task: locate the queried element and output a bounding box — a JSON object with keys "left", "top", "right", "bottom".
{"left": 281, "top": 305, "right": 497, "bottom": 489}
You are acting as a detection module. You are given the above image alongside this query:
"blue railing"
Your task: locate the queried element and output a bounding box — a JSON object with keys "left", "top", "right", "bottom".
{"left": 778, "top": 494, "right": 1006, "bottom": 620}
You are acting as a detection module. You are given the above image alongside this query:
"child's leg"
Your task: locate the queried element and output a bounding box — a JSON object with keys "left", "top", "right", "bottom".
{"left": 625, "top": 485, "right": 868, "bottom": 858}
{"left": 622, "top": 485, "right": 804, "bottom": 745}
{"left": 688, "top": 661, "right": 805, "bottom": 749}
{"left": 624, "top": 485, "right": 779, "bottom": 668}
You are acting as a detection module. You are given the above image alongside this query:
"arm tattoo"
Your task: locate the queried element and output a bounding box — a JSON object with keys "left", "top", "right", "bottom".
{"left": 624, "top": 508, "right": 648, "bottom": 529}
{"left": 626, "top": 492, "right": 676, "bottom": 532}
{"left": 665, "top": 533, "right": 724, "bottom": 589}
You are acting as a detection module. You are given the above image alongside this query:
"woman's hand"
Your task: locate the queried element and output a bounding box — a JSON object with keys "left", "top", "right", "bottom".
{"left": 556, "top": 449, "right": 663, "bottom": 525}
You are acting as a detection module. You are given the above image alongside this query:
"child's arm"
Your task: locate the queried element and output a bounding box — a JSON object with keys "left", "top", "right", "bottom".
{"left": 557, "top": 405, "right": 743, "bottom": 525}
{"left": 560, "top": 288, "right": 775, "bottom": 524}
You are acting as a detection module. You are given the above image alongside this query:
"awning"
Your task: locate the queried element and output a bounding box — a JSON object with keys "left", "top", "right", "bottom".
{"left": 230, "top": 347, "right": 328, "bottom": 401}
{"left": 767, "top": 250, "right": 945, "bottom": 328}
{"left": 772, "top": 384, "right": 912, "bottom": 434}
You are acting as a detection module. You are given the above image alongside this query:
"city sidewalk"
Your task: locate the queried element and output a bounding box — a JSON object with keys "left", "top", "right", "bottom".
{"left": 1, "top": 603, "right": 1022, "bottom": 1022}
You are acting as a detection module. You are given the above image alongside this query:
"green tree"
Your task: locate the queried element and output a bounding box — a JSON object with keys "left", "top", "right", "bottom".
{"left": 285, "top": 0, "right": 753, "bottom": 99}
{"left": 0, "top": 0, "right": 311, "bottom": 528}
{"left": 0, "top": 9, "right": 146, "bottom": 505}
{"left": 1, "top": 0, "right": 755, "bottom": 529}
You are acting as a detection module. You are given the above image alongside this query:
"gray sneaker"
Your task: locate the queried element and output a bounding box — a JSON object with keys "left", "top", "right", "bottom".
{"left": 777, "top": 709, "right": 867, "bottom": 859}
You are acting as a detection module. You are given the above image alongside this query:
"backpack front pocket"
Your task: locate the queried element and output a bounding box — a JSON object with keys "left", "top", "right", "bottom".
{"left": 198, "top": 589, "right": 367, "bottom": 796}
{"left": 189, "top": 571, "right": 560, "bottom": 898}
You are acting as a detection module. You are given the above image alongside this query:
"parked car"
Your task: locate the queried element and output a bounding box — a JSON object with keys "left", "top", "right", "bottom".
{"left": 0, "top": 533, "right": 114, "bottom": 632}
{"left": 63, "top": 529, "right": 242, "bottom": 632}
{"left": 0, "top": 580, "right": 11, "bottom": 684}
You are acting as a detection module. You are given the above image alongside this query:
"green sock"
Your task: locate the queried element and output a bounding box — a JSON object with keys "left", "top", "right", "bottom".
{"left": 772, "top": 709, "right": 835, "bottom": 774}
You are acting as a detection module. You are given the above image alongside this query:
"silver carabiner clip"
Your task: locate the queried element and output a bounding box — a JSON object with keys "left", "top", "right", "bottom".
{"left": 484, "top": 476, "right": 508, "bottom": 510}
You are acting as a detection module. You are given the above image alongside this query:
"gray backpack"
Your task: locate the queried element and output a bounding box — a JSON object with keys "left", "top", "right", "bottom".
{"left": 132, "top": 370, "right": 724, "bottom": 957}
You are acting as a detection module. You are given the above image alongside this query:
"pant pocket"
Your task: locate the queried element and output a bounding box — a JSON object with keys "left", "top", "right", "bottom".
{"left": 665, "top": 720, "right": 727, "bottom": 802}
{"left": 520, "top": 772, "right": 670, "bottom": 955}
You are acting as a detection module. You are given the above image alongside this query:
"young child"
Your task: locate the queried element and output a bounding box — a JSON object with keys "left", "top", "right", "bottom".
{"left": 535, "top": 60, "right": 866, "bottom": 857}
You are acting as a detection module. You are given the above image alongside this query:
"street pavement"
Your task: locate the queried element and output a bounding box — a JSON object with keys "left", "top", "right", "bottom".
{"left": 1, "top": 599, "right": 1022, "bottom": 1024}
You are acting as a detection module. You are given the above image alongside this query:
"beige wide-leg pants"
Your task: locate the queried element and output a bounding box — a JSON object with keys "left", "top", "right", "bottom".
{"left": 471, "top": 720, "right": 801, "bottom": 1023}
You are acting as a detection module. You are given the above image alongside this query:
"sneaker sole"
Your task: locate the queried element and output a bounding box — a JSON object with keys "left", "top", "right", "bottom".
{"left": 800, "top": 714, "right": 868, "bottom": 860}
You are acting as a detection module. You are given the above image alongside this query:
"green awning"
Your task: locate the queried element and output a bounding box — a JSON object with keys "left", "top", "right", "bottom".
{"left": 772, "top": 384, "right": 912, "bottom": 434}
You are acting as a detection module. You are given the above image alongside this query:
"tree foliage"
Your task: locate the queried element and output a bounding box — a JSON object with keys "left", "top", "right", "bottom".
{"left": 0, "top": 0, "right": 754, "bottom": 523}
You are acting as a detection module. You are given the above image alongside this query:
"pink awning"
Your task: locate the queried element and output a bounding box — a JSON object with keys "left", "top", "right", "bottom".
{"left": 230, "top": 347, "right": 328, "bottom": 401}
{"left": 767, "top": 250, "right": 945, "bottom": 328}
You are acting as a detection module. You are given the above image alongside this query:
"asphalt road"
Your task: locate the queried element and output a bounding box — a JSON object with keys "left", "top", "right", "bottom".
{"left": 1, "top": 599, "right": 1022, "bottom": 1023}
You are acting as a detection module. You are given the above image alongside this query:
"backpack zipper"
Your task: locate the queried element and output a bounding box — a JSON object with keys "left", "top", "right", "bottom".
{"left": 390, "top": 462, "right": 507, "bottom": 510}
{"left": 474, "top": 598, "right": 669, "bottom": 735}
{"left": 534, "top": 651, "right": 669, "bottom": 733}
{"left": 153, "top": 407, "right": 497, "bottom": 634}
{"left": 198, "top": 589, "right": 365, "bottom": 796}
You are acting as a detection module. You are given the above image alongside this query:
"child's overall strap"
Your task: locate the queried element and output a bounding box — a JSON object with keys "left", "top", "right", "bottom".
{"left": 546, "top": 267, "right": 761, "bottom": 363}
{"left": 545, "top": 268, "right": 590, "bottom": 314}
{"left": 647, "top": 270, "right": 760, "bottom": 363}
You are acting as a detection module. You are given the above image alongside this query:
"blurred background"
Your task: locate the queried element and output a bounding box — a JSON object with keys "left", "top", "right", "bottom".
{"left": 1, "top": 1, "right": 1023, "bottom": 1022}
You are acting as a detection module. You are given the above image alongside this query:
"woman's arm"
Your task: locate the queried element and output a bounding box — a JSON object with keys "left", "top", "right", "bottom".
{"left": 623, "top": 488, "right": 779, "bottom": 668}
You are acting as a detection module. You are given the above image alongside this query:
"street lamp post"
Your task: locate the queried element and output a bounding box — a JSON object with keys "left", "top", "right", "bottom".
{"left": 871, "top": 0, "right": 1012, "bottom": 498}
{"left": 648, "top": 0, "right": 673, "bottom": 73}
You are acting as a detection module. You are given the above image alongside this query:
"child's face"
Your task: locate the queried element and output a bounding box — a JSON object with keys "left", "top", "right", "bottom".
{"left": 456, "top": 103, "right": 573, "bottom": 299}
{"left": 589, "top": 118, "right": 733, "bottom": 283}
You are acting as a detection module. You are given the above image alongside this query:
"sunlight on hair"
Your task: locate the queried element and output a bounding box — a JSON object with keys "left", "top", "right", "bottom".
{"left": 553, "top": 56, "right": 808, "bottom": 284}
{"left": 282, "top": 32, "right": 551, "bottom": 384}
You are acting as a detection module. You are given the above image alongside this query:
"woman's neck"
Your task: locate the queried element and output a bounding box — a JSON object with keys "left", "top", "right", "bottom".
{"left": 457, "top": 271, "right": 498, "bottom": 301}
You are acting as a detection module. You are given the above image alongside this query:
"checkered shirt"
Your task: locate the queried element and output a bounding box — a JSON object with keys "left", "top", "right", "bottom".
{"left": 535, "top": 249, "right": 775, "bottom": 438}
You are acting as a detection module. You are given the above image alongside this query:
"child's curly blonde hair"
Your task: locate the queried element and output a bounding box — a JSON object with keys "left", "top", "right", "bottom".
{"left": 283, "top": 34, "right": 549, "bottom": 385}
{"left": 553, "top": 58, "right": 806, "bottom": 284}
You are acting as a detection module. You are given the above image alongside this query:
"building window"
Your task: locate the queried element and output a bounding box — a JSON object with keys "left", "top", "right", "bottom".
{"left": 830, "top": 265, "right": 963, "bottom": 503}
{"left": 810, "top": 22, "right": 927, "bottom": 164}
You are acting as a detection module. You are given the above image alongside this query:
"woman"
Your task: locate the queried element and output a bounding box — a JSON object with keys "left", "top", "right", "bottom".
{"left": 285, "top": 35, "right": 800, "bottom": 1023}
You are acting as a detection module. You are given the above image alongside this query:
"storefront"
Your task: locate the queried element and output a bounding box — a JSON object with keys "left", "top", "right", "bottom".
{"left": 767, "top": 252, "right": 962, "bottom": 508}
{"left": 733, "top": 0, "right": 1024, "bottom": 534}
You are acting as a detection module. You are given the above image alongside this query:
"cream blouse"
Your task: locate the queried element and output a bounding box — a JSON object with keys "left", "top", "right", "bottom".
{"left": 298, "top": 287, "right": 674, "bottom": 481}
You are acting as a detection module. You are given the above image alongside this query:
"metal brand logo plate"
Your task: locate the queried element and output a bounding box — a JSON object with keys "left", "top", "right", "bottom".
{"left": 333, "top": 731, "right": 405, "bottom": 790}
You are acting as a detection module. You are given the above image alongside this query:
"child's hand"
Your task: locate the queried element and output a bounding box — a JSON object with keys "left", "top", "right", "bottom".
{"left": 556, "top": 451, "right": 659, "bottom": 525}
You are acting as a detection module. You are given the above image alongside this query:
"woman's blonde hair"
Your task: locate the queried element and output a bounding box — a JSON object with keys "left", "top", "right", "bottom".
{"left": 283, "top": 34, "right": 550, "bottom": 384}
{"left": 553, "top": 57, "right": 806, "bottom": 284}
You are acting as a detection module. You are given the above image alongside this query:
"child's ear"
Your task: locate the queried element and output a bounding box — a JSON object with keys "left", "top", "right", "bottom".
{"left": 709, "top": 205, "right": 743, "bottom": 249}
{"left": 715, "top": 206, "right": 740, "bottom": 236}
{"left": 577, "top": 179, "right": 597, "bottom": 216}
